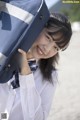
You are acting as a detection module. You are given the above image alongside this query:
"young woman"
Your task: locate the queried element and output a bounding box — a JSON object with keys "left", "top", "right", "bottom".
{"left": 0, "top": 13, "right": 72, "bottom": 120}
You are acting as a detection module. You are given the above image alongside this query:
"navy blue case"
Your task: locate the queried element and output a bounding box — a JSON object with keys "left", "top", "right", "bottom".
{"left": 0, "top": 0, "right": 50, "bottom": 83}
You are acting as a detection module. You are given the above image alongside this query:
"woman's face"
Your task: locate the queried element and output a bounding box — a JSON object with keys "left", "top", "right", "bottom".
{"left": 30, "top": 29, "right": 61, "bottom": 60}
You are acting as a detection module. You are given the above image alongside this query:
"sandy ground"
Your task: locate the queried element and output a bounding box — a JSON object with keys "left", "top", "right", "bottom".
{"left": 47, "top": 31, "right": 80, "bottom": 120}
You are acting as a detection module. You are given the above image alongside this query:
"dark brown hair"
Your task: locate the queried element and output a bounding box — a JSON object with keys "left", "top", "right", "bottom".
{"left": 39, "top": 13, "right": 72, "bottom": 83}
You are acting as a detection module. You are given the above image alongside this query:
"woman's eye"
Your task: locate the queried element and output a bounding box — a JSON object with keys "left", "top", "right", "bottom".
{"left": 46, "top": 35, "right": 49, "bottom": 39}
{"left": 54, "top": 46, "right": 59, "bottom": 51}
{"left": 46, "top": 35, "right": 51, "bottom": 42}
{"left": 47, "top": 39, "right": 51, "bottom": 42}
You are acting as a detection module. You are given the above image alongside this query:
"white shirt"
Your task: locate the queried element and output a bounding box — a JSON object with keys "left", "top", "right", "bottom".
{"left": 0, "top": 68, "right": 57, "bottom": 120}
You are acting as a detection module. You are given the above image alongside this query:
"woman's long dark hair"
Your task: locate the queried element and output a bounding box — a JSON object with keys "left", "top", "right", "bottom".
{"left": 38, "top": 13, "right": 72, "bottom": 83}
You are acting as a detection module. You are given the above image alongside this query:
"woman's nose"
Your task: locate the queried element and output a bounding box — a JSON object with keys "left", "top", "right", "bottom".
{"left": 43, "top": 43, "right": 53, "bottom": 54}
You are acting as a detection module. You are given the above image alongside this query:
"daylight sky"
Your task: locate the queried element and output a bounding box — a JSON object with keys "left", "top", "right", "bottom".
{"left": 45, "top": 0, "right": 59, "bottom": 8}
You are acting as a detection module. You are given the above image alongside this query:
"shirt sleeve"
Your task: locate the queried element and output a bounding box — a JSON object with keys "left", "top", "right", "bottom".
{"left": 19, "top": 71, "right": 57, "bottom": 120}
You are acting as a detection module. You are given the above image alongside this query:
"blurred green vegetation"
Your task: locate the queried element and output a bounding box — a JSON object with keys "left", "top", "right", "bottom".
{"left": 61, "top": 4, "right": 80, "bottom": 22}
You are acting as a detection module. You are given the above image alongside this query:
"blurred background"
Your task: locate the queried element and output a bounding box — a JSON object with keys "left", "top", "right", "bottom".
{"left": 45, "top": 0, "right": 80, "bottom": 120}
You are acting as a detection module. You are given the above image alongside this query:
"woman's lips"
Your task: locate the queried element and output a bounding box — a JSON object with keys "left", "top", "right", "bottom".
{"left": 37, "top": 46, "right": 44, "bottom": 55}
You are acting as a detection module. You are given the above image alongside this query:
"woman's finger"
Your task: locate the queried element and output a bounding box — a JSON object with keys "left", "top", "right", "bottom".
{"left": 18, "top": 49, "right": 26, "bottom": 55}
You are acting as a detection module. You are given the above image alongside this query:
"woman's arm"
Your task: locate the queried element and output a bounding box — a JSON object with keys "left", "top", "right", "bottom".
{"left": 18, "top": 49, "right": 57, "bottom": 120}
{"left": 19, "top": 71, "right": 57, "bottom": 120}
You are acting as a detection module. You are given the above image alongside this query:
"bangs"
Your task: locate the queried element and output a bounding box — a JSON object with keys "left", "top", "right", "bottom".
{"left": 45, "top": 15, "right": 72, "bottom": 51}
{"left": 46, "top": 23, "right": 62, "bottom": 33}
{"left": 56, "top": 39, "right": 69, "bottom": 51}
{"left": 47, "top": 27, "right": 70, "bottom": 51}
{"left": 53, "top": 34, "right": 69, "bottom": 51}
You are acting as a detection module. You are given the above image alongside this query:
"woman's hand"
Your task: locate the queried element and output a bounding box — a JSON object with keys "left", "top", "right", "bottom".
{"left": 18, "top": 49, "right": 32, "bottom": 75}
